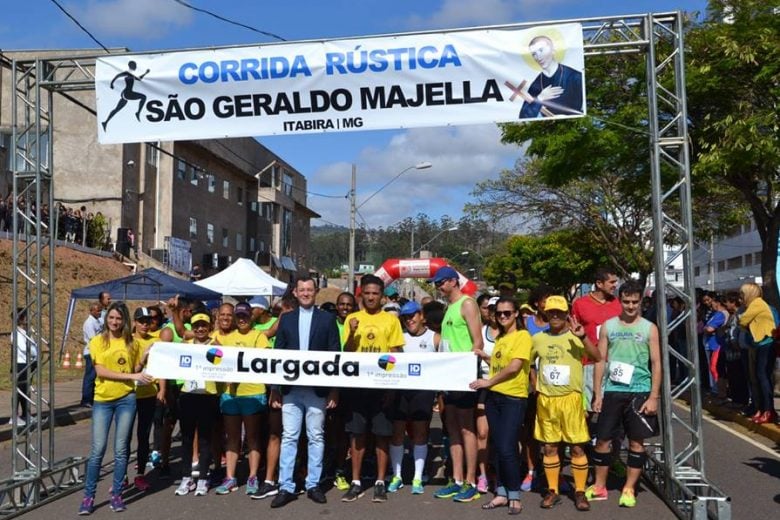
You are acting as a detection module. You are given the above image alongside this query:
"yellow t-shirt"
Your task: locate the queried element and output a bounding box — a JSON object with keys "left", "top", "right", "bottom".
{"left": 221, "top": 329, "right": 269, "bottom": 396}
{"left": 90, "top": 335, "right": 139, "bottom": 402}
{"left": 531, "top": 330, "right": 586, "bottom": 397}
{"left": 489, "top": 329, "right": 532, "bottom": 398}
{"left": 182, "top": 339, "right": 221, "bottom": 395}
{"left": 148, "top": 329, "right": 161, "bottom": 339}
{"left": 211, "top": 329, "right": 235, "bottom": 345}
{"left": 341, "top": 310, "right": 405, "bottom": 353}
{"left": 134, "top": 334, "right": 159, "bottom": 399}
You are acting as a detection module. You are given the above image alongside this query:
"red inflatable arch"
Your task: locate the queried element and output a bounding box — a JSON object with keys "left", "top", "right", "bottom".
{"left": 373, "top": 257, "right": 477, "bottom": 296}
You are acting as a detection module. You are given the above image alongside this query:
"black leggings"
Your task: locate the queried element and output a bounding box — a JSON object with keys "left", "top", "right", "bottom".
{"left": 133, "top": 396, "right": 157, "bottom": 471}
{"left": 178, "top": 393, "right": 220, "bottom": 477}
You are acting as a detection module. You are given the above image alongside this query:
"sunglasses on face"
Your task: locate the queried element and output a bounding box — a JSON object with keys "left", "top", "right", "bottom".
{"left": 495, "top": 310, "right": 516, "bottom": 318}
{"left": 136, "top": 318, "right": 152, "bottom": 325}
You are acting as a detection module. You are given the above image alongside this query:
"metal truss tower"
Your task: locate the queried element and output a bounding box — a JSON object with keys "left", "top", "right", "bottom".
{"left": 2, "top": 11, "right": 729, "bottom": 518}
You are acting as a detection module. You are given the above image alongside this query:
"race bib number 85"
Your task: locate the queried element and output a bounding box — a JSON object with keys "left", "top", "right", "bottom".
{"left": 608, "top": 361, "right": 634, "bottom": 385}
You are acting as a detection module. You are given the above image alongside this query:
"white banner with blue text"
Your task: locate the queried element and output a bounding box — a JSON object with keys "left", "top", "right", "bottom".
{"left": 146, "top": 342, "right": 477, "bottom": 391}
{"left": 96, "top": 23, "right": 585, "bottom": 143}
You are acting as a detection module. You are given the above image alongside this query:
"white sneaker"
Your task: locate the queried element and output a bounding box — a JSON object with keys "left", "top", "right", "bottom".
{"left": 8, "top": 417, "right": 25, "bottom": 426}
{"left": 175, "top": 477, "right": 196, "bottom": 496}
{"left": 194, "top": 479, "right": 208, "bottom": 496}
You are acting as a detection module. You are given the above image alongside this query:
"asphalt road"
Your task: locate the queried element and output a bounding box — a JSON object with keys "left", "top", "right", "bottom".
{"left": 1, "top": 404, "right": 777, "bottom": 519}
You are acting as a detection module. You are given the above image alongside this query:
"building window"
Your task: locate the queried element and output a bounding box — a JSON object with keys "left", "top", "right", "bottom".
{"left": 754, "top": 252, "right": 761, "bottom": 265}
{"left": 223, "top": 180, "right": 230, "bottom": 199}
{"left": 207, "top": 224, "right": 214, "bottom": 245}
{"left": 261, "top": 202, "right": 273, "bottom": 221}
{"left": 222, "top": 227, "right": 229, "bottom": 247}
{"left": 190, "top": 168, "right": 199, "bottom": 186}
{"left": 283, "top": 172, "right": 294, "bottom": 197}
{"left": 745, "top": 254, "right": 753, "bottom": 267}
{"left": 250, "top": 201, "right": 257, "bottom": 212}
{"left": 237, "top": 186, "right": 243, "bottom": 205}
{"left": 236, "top": 232, "right": 243, "bottom": 251}
{"left": 717, "top": 260, "right": 725, "bottom": 272}
{"left": 208, "top": 174, "right": 216, "bottom": 193}
{"left": 176, "top": 159, "right": 187, "bottom": 180}
{"left": 189, "top": 217, "right": 197, "bottom": 239}
{"left": 694, "top": 266, "right": 700, "bottom": 277}
{"left": 281, "top": 208, "right": 292, "bottom": 255}
{"left": 146, "top": 143, "right": 158, "bottom": 166}
{"left": 249, "top": 237, "right": 255, "bottom": 252}
{"left": 727, "top": 256, "right": 743, "bottom": 270}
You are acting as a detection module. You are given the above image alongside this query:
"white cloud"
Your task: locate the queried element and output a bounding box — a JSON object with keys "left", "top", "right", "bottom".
{"left": 71, "top": 0, "right": 193, "bottom": 39}
{"left": 309, "top": 124, "right": 520, "bottom": 228}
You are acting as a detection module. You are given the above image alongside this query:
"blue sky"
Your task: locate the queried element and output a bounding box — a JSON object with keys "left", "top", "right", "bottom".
{"left": 2, "top": 0, "right": 708, "bottom": 228}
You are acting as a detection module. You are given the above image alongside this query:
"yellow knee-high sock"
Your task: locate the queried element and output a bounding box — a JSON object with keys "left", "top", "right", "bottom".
{"left": 543, "top": 454, "right": 561, "bottom": 494}
{"left": 571, "top": 454, "right": 589, "bottom": 492}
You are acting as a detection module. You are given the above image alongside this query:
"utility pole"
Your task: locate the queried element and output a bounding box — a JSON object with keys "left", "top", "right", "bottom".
{"left": 348, "top": 164, "right": 356, "bottom": 293}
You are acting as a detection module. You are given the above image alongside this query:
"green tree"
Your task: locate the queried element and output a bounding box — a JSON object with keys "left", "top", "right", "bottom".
{"left": 469, "top": 158, "right": 654, "bottom": 284}
{"left": 687, "top": 0, "right": 780, "bottom": 304}
{"left": 483, "top": 229, "right": 610, "bottom": 295}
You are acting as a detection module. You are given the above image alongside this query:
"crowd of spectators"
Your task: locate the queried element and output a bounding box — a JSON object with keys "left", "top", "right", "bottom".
{"left": 0, "top": 196, "right": 110, "bottom": 250}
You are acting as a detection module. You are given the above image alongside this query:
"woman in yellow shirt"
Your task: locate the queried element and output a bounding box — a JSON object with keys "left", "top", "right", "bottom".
{"left": 78, "top": 302, "right": 153, "bottom": 515}
{"left": 739, "top": 283, "right": 777, "bottom": 424}
{"left": 214, "top": 302, "right": 270, "bottom": 496}
{"left": 470, "top": 298, "right": 532, "bottom": 515}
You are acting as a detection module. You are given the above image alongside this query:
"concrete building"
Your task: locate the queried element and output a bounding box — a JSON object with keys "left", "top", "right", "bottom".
{"left": 692, "top": 218, "right": 762, "bottom": 291}
{"left": 0, "top": 49, "right": 318, "bottom": 279}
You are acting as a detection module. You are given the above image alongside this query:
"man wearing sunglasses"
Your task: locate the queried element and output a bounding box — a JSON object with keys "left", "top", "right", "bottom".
{"left": 432, "top": 266, "right": 485, "bottom": 504}
{"left": 530, "top": 295, "right": 601, "bottom": 511}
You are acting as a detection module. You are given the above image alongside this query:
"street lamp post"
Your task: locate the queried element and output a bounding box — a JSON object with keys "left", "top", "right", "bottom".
{"left": 461, "top": 250, "right": 486, "bottom": 279}
{"left": 411, "top": 225, "right": 458, "bottom": 258}
{"left": 347, "top": 161, "right": 432, "bottom": 292}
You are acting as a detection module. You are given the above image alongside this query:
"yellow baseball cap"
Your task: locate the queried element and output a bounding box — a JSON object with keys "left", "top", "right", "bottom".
{"left": 191, "top": 313, "right": 211, "bottom": 325}
{"left": 544, "top": 295, "right": 569, "bottom": 313}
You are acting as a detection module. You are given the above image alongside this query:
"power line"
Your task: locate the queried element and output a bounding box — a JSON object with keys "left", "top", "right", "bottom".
{"left": 48, "top": 0, "right": 110, "bottom": 53}
{"left": 172, "top": 0, "right": 286, "bottom": 42}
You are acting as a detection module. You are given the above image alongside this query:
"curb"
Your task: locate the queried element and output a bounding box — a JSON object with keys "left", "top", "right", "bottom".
{"left": 0, "top": 405, "right": 92, "bottom": 443}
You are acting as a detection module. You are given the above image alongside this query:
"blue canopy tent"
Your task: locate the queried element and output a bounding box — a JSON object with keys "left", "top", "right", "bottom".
{"left": 60, "top": 268, "right": 221, "bottom": 356}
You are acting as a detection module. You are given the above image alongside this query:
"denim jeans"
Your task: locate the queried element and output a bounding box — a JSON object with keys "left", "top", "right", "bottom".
{"left": 85, "top": 392, "right": 136, "bottom": 498}
{"left": 486, "top": 391, "right": 527, "bottom": 500}
{"left": 81, "top": 354, "right": 96, "bottom": 406}
{"left": 754, "top": 345, "right": 776, "bottom": 412}
{"left": 279, "top": 387, "right": 327, "bottom": 493}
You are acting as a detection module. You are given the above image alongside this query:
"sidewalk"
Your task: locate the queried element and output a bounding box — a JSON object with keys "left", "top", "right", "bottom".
{"left": 1, "top": 378, "right": 778, "bottom": 444}
{"left": 0, "top": 376, "right": 92, "bottom": 443}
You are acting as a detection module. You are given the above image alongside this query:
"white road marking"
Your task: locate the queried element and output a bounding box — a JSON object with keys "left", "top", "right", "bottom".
{"left": 674, "top": 402, "right": 779, "bottom": 459}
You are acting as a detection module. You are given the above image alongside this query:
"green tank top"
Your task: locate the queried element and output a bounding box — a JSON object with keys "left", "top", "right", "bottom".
{"left": 442, "top": 296, "right": 475, "bottom": 353}
{"left": 603, "top": 317, "right": 652, "bottom": 393}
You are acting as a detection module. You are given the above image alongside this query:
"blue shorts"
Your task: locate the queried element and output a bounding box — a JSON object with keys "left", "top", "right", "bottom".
{"left": 219, "top": 393, "right": 267, "bottom": 416}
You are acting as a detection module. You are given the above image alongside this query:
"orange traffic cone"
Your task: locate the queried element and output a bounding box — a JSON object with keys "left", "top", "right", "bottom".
{"left": 75, "top": 353, "right": 84, "bottom": 369}
{"left": 63, "top": 352, "right": 71, "bottom": 369}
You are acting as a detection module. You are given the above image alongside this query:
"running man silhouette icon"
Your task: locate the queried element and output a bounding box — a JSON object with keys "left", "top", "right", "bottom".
{"left": 102, "top": 61, "right": 150, "bottom": 131}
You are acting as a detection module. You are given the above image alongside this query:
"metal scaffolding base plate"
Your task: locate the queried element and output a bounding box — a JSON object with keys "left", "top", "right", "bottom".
{"left": 646, "top": 451, "right": 731, "bottom": 520}
{"left": 0, "top": 457, "right": 86, "bottom": 518}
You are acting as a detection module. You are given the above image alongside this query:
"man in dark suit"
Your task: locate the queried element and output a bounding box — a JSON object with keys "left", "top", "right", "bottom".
{"left": 268, "top": 276, "right": 341, "bottom": 508}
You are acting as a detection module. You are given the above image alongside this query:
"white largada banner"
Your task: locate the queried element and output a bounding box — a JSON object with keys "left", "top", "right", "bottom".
{"left": 95, "top": 23, "right": 585, "bottom": 143}
{"left": 146, "top": 342, "right": 478, "bottom": 391}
